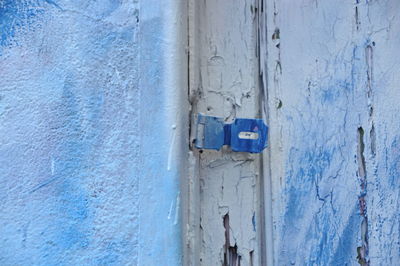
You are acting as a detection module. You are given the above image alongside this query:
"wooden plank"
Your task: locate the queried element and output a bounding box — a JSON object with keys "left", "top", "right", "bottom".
{"left": 259, "top": 0, "right": 400, "bottom": 264}
{"left": 188, "top": 0, "right": 263, "bottom": 265}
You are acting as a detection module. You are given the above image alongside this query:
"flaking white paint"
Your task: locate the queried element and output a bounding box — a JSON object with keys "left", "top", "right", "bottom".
{"left": 188, "top": 0, "right": 263, "bottom": 265}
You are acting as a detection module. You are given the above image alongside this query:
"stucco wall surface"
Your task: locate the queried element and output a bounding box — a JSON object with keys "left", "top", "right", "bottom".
{"left": 0, "top": 1, "right": 186, "bottom": 265}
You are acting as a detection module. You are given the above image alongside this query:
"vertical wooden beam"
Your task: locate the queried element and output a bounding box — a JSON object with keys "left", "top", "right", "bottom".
{"left": 188, "top": 0, "right": 263, "bottom": 265}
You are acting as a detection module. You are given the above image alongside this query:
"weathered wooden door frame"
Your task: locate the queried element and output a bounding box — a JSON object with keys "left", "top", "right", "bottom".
{"left": 185, "top": 0, "right": 272, "bottom": 265}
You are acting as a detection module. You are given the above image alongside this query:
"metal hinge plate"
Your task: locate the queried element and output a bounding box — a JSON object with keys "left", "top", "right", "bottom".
{"left": 195, "top": 113, "right": 268, "bottom": 153}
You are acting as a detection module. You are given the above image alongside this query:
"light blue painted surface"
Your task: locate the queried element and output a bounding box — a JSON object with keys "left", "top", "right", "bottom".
{"left": 0, "top": 0, "right": 185, "bottom": 265}
{"left": 138, "top": 0, "right": 187, "bottom": 265}
{"left": 262, "top": 0, "right": 400, "bottom": 265}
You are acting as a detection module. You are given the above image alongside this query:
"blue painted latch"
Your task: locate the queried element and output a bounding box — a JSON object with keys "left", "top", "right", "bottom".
{"left": 195, "top": 113, "right": 268, "bottom": 153}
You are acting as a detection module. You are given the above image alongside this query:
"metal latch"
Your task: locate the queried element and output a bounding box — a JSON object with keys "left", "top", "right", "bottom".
{"left": 195, "top": 113, "right": 268, "bottom": 153}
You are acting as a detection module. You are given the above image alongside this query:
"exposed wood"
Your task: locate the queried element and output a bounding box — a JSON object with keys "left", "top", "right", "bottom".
{"left": 188, "top": 0, "right": 263, "bottom": 265}
{"left": 260, "top": 0, "right": 400, "bottom": 264}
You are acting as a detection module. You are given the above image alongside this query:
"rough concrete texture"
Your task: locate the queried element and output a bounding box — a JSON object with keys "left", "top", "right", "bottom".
{"left": 260, "top": 0, "right": 400, "bottom": 265}
{"left": 0, "top": 0, "right": 187, "bottom": 265}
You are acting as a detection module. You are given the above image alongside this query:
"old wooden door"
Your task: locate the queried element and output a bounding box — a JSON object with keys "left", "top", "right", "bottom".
{"left": 186, "top": 0, "right": 400, "bottom": 265}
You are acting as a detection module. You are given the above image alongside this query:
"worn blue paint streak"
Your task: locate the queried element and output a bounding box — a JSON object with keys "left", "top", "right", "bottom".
{"left": 0, "top": 0, "right": 40, "bottom": 47}
{"left": 283, "top": 148, "right": 333, "bottom": 222}
{"left": 388, "top": 137, "right": 400, "bottom": 187}
{"left": 280, "top": 78, "right": 359, "bottom": 264}
{"left": 279, "top": 33, "right": 364, "bottom": 264}
{"left": 331, "top": 204, "right": 360, "bottom": 265}
{"left": 0, "top": 0, "right": 61, "bottom": 51}
{"left": 281, "top": 143, "right": 360, "bottom": 264}
{"left": 252, "top": 212, "right": 256, "bottom": 232}
{"left": 42, "top": 83, "right": 92, "bottom": 259}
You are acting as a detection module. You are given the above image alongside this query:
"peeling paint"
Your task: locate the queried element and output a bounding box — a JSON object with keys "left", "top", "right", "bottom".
{"left": 259, "top": 0, "right": 400, "bottom": 265}
{"left": 357, "top": 127, "right": 369, "bottom": 265}
{"left": 188, "top": 0, "right": 262, "bottom": 265}
{"left": 223, "top": 213, "right": 242, "bottom": 266}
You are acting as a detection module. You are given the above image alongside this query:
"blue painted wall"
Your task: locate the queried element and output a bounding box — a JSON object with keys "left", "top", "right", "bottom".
{"left": 0, "top": 1, "right": 186, "bottom": 265}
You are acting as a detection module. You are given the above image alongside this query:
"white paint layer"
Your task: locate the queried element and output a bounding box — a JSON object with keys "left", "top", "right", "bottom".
{"left": 188, "top": 0, "right": 263, "bottom": 265}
